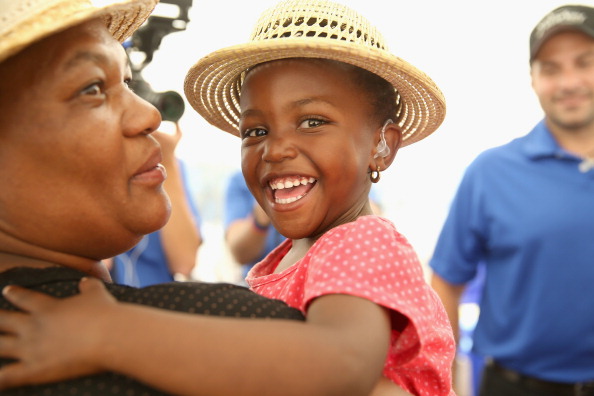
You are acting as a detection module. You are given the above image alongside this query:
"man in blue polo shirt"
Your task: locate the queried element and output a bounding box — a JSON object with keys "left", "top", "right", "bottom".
{"left": 430, "top": 4, "right": 594, "bottom": 396}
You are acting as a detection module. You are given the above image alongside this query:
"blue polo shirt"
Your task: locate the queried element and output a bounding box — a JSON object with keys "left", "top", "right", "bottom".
{"left": 430, "top": 120, "right": 594, "bottom": 383}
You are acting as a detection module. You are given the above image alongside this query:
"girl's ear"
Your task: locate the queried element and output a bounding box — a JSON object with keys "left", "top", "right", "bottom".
{"left": 369, "top": 122, "right": 402, "bottom": 171}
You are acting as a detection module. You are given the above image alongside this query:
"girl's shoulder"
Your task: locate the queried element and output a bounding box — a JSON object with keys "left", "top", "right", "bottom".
{"left": 355, "top": 214, "right": 394, "bottom": 228}
{"left": 324, "top": 215, "right": 400, "bottom": 241}
{"left": 335, "top": 214, "right": 393, "bottom": 230}
{"left": 315, "top": 215, "right": 414, "bottom": 257}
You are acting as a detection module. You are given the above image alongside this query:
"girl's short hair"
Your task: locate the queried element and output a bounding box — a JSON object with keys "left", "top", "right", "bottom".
{"left": 343, "top": 62, "right": 399, "bottom": 127}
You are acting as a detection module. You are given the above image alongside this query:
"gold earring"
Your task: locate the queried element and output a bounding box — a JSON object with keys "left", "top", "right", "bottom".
{"left": 370, "top": 166, "right": 381, "bottom": 183}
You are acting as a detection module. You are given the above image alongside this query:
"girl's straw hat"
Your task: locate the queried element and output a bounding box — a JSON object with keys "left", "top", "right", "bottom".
{"left": 184, "top": 0, "right": 446, "bottom": 147}
{"left": 0, "top": 0, "right": 158, "bottom": 63}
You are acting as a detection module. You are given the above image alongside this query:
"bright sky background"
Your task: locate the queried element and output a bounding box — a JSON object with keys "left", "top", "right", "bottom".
{"left": 141, "top": 0, "right": 588, "bottom": 280}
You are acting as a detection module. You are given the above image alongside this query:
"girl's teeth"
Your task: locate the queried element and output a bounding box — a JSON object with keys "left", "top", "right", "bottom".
{"left": 271, "top": 177, "right": 316, "bottom": 190}
{"left": 276, "top": 194, "right": 304, "bottom": 204}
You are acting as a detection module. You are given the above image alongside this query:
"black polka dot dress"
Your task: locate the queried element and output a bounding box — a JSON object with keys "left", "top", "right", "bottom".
{"left": 0, "top": 267, "right": 304, "bottom": 395}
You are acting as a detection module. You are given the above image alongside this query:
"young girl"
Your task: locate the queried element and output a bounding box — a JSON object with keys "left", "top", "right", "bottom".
{"left": 0, "top": 1, "right": 455, "bottom": 395}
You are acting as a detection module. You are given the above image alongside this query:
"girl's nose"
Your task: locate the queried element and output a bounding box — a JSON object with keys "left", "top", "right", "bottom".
{"left": 261, "top": 131, "right": 298, "bottom": 162}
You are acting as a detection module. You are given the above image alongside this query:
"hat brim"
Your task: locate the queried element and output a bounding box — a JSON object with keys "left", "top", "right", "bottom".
{"left": 184, "top": 38, "right": 446, "bottom": 147}
{"left": 0, "top": 0, "right": 157, "bottom": 63}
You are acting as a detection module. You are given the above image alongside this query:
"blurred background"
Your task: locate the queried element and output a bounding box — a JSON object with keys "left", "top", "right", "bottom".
{"left": 135, "top": 0, "right": 579, "bottom": 282}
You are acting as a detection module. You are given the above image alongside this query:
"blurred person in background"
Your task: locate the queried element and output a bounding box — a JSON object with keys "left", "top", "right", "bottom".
{"left": 109, "top": 123, "right": 203, "bottom": 286}
{"left": 223, "top": 169, "right": 287, "bottom": 283}
{"left": 430, "top": 4, "right": 594, "bottom": 396}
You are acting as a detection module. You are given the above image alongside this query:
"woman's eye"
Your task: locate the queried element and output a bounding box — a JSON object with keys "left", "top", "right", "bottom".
{"left": 80, "top": 82, "right": 103, "bottom": 96}
{"left": 243, "top": 128, "right": 267, "bottom": 138}
{"left": 298, "top": 118, "right": 325, "bottom": 129}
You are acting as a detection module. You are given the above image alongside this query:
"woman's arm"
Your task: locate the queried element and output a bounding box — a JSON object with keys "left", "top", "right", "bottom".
{"left": 0, "top": 278, "right": 391, "bottom": 396}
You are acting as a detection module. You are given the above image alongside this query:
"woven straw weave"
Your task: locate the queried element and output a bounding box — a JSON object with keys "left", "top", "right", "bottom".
{"left": 0, "top": 0, "right": 157, "bottom": 63}
{"left": 250, "top": 0, "right": 386, "bottom": 50}
{"left": 184, "top": 0, "right": 446, "bottom": 147}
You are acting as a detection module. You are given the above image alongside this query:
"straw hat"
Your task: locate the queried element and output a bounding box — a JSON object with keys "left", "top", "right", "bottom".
{"left": 0, "top": 0, "right": 158, "bottom": 63}
{"left": 184, "top": 0, "right": 446, "bottom": 147}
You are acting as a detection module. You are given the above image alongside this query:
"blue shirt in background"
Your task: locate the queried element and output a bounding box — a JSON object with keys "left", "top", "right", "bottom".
{"left": 430, "top": 120, "right": 594, "bottom": 383}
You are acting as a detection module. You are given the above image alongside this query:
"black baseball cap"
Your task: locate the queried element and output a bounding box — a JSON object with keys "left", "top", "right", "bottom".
{"left": 530, "top": 4, "right": 594, "bottom": 62}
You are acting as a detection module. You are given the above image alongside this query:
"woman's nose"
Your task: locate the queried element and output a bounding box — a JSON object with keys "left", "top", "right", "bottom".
{"left": 122, "top": 91, "right": 162, "bottom": 137}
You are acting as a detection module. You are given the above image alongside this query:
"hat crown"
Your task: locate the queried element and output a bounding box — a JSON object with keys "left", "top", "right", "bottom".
{"left": 250, "top": 0, "right": 388, "bottom": 51}
{"left": 0, "top": 0, "right": 157, "bottom": 64}
{"left": 0, "top": 0, "right": 79, "bottom": 37}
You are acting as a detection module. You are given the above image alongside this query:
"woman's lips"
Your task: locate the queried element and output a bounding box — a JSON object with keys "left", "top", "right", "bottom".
{"left": 132, "top": 158, "right": 167, "bottom": 186}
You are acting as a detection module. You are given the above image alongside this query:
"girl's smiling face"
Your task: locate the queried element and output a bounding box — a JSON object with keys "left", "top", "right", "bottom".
{"left": 239, "top": 59, "right": 380, "bottom": 240}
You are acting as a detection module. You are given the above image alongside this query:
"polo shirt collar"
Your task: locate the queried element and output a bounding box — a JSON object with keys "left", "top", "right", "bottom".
{"left": 522, "top": 119, "right": 566, "bottom": 160}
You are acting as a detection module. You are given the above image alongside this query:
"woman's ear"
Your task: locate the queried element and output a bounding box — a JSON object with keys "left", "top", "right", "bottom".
{"left": 370, "top": 121, "right": 402, "bottom": 171}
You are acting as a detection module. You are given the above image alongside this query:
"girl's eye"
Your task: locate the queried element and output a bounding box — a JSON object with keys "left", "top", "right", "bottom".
{"left": 80, "top": 82, "right": 103, "bottom": 96}
{"left": 298, "top": 118, "right": 326, "bottom": 129}
{"left": 243, "top": 127, "right": 267, "bottom": 138}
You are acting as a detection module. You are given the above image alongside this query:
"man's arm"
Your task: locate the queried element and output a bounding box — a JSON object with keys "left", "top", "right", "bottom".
{"left": 430, "top": 272, "right": 466, "bottom": 394}
{"left": 430, "top": 273, "right": 465, "bottom": 341}
{"left": 226, "top": 203, "right": 271, "bottom": 265}
{"left": 154, "top": 126, "right": 202, "bottom": 279}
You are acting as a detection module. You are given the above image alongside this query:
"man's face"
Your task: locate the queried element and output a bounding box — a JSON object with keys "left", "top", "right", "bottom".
{"left": 0, "top": 19, "right": 170, "bottom": 259}
{"left": 531, "top": 30, "right": 594, "bottom": 132}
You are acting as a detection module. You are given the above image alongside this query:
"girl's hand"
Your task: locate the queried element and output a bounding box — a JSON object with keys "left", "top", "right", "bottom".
{"left": 0, "top": 277, "right": 115, "bottom": 390}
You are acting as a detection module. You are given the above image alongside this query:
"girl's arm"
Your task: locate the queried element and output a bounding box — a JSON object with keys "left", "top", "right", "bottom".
{"left": 0, "top": 277, "right": 392, "bottom": 396}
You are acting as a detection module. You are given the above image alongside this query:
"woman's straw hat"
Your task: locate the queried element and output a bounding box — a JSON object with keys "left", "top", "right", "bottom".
{"left": 0, "top": 0, "right": 158, "bottom": 63}
{"left": 184, "top": 0, "right": 446, "bottom": 147}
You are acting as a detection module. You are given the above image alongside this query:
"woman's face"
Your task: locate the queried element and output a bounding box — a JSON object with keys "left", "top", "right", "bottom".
{"left": 0, "top": 19, "right": 169, "bottom": 259}
{"left": 239, "top": 59, "right": 377, "bottom": 240}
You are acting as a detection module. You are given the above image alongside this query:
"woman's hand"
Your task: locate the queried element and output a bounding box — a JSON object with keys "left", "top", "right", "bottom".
{"left": 0, "top": 277, "right": 115, "bottom": 390}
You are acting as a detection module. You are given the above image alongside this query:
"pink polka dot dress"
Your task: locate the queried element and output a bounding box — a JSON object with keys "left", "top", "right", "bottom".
{"left": 247, "top": 215, "right": 456, "bottom": 396}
